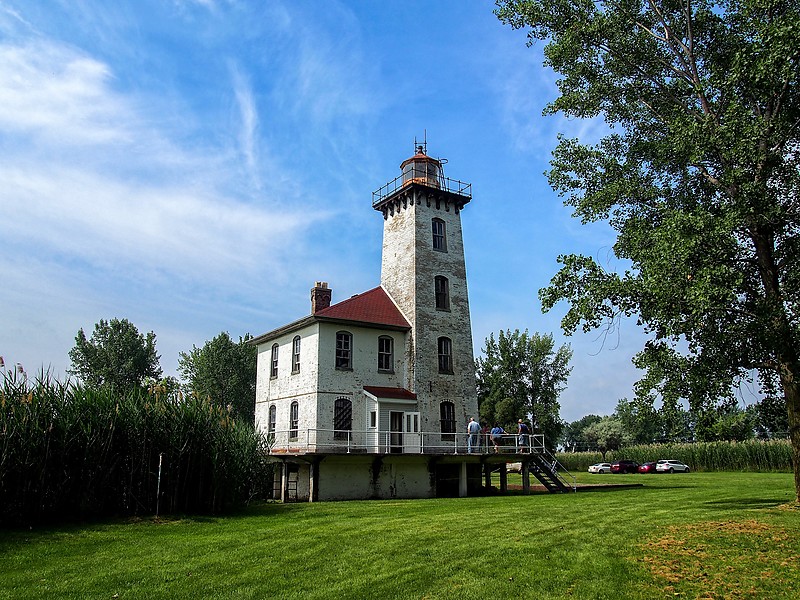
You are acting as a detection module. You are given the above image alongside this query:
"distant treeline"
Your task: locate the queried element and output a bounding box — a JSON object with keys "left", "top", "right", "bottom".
{"left": 1, "top": 371, "right": 272, "bottom": 527}
{"left": 556, "top": 439, "right": 794, "bottom": 473}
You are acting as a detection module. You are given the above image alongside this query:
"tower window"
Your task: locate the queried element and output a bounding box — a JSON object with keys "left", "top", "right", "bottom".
{"left": 289, "top": 401, "right": 299, "bottom": 440}
{"left": 378, "top": 336, "right": 394, "bottom": 372}
{"left": 268, "top": 404, "right": 276, "bottom": 434}
{"left": 438, "top": 337, "right": 453, "bottom": 374}
{"left": 334, "top": 398, "right": 353, "bottom": 440}
{"left": 435, "top": 276, "right": 450, "bottom": 311}
{"left": 336, "top": 331, "right": 353, "bottom": 370}
{"left": 270, "top": 344, "right": 279, "bottom": 378}
{"left": 432, "top": 218, "right": 447, "bottom": 252}
{"left": 291, "top": 335, "right": 301, "bottom": 374}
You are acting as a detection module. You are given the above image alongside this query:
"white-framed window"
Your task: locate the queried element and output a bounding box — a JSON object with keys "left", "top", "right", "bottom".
{"left": 336, "top": 331, "right": 352, "bottom": 370}
{"left": 289, "top": 401, "right": 299, "bottom": 440}
{"left": 369, "top": 410, "right": 377, "bottom": 429}
{"left": 435, "top": 276, "right": 450, "bottom": 310}
{"left": 378, "top": 335, "right": 393, "bottom": 372}
{"left": 291, "top": 335, "right": 301, "bottom": 374}
{"left": 432, "top": 218, "right": 447, "bottom": 251}
{"left": 270, "top": 343, "right": 279, "bottom": 378}
{"left": 268, "top": 404, "right": 276, "bottom": 433}
{"left": 438, "top": 337, "right": 453, "bottom": 374}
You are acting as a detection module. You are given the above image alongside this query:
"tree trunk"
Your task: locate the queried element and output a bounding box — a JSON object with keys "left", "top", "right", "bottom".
{"left": 782, "top": 366, "right": 800, "bottom": 503}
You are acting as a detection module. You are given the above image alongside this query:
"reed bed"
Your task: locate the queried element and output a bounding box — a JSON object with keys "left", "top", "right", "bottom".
{"left": 0, "top": 370, "right": 272, "bottom": 526}
{"left": 556, "top": 438, "right": 793, "bottom": 473}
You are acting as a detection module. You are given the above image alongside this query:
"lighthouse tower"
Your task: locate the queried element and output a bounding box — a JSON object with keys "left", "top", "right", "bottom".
{"left": 373, "top": 145, "right": 478, "bottom": 436}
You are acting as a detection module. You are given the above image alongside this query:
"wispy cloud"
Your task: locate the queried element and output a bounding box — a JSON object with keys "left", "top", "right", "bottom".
{"left": 0, "top": 37, "right": 323, "bottom": 284}
{"left": 230, "top": 63, "right": 261, "bottom": 190}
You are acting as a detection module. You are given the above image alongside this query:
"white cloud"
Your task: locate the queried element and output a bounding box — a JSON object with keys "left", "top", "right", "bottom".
{"left": 0, "top": 42, "right": 132, "bottom": 145}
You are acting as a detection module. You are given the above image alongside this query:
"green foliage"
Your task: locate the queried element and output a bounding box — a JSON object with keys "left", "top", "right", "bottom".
{"left": 476, "top": 329, "right": 572, "bottom": 446}
{"left": 557, "top": 438, "right": 793, "bottom": 473}
{"left": 496, "top": 0, "right": 800, "bottom": 499}
{"left": 554, "top": 450, "right": 606, "bottom": 472}
{"left": 67, "top": 318, "right": 162, "bottom": 391}
{"left": 178, "top": 332, "right": 257, "bottom": 422}
{"left": 561, "top": 414, "right": 602, "bottom": 451}
{"left": 614, "top": 397, "right": 659, "bottom": 444}
{"left": 0, "top": 368, "right": 271, "bottom": 526}
{"left": 583, "top": 416, "right": 631, "bottom": 457}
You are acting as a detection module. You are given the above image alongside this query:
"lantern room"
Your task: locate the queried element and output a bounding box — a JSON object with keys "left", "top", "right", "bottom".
{"left": 400, "top": 145, "right": 444, "bottom": 189}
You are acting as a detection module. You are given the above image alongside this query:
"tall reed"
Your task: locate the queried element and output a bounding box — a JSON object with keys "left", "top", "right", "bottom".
{"left": 0, "top": 369, "right": 272, "bottom": 526}
{"left": 555, "top": 439, "right": 793, "bottom": 473}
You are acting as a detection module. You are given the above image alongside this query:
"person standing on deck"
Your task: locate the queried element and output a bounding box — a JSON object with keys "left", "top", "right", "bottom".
{"left": 467, "top": 417, "right": 481, "bottom": 453}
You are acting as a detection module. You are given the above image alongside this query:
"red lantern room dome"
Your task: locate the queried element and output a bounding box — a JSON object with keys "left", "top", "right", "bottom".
{"left": 399, "top": 145, "right": 443, "bottom": 189}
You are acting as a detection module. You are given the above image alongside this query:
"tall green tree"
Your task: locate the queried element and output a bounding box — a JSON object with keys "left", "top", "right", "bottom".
{"left": 68, "top": 318, "right": 161, "bottom": 390}
{"left": 497, "top": 0, "right": 800, "bottom": 501}
{"left": 562, "top": 414, "right": 603, "bottom": 451}
{"left": 179, "top": 332, "right": 257, "bottom": 422}
{"left": 476, "top": 329, "right": 572, "bottom": 447}
{"left": 614, "top": 397, "right": 660, "bottom": 444}
{"left": 583, "top": 416, "right": 630, "bottom": 458}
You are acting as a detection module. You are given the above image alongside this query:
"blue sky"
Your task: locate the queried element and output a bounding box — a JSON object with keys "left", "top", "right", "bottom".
{"left": 0, "top": 0, "right": 657, "bottom": 422}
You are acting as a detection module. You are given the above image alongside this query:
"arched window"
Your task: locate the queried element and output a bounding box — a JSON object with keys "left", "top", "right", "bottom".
{"left": 438, "top": 337, "right": 453, "bottom": 374}
{"left": 289, "top": 401, "right": 299, "bottom": 440}
{"left": 270, "top": 343, "right": 279, "bottom": 378}
{"left": 440, "top": 401, "right": 456, "bottom": 437}
{"left": 334, "top": 398, "right": 352, "bottom": 440}
{"left": 378, "top": 336, "right": 393, "bottom": 372}
{"left": 435, "top": 276, "right": 450, "bottom": 310}
{"left": 268, "top": 404, "right": 276, "bottom": 434}
{"left": 432, "top": 218, "right": 447, "bottom": 251}
{"left": 291, "top": 335, "right": 301, "bottom": 374}
{"left": 335, "top": 331, "right": 352, "bottom": 370}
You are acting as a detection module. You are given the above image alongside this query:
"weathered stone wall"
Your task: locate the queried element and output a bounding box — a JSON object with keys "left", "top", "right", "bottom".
{"left": 379, "top": 188, "right": 479, "bottom": 436}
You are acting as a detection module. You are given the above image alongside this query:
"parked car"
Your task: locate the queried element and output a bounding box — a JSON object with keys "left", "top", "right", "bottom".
{"left": 611, "top": 460, "right": 640, "bottom": 474}
{"left": 588, "top": 462, "right": 612, "bottom": 474}
{"left": 656, "top": 459, "right": 690, "bottom": 473}
{"left": 638, "top": 462, "right": 658, "bottom": 474}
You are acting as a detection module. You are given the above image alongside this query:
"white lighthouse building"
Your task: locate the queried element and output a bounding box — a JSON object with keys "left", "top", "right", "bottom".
{"left": 252, "top": 145, "right": 569, "bottom": 500}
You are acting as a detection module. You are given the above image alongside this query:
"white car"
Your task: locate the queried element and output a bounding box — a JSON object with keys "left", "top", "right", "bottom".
{"left": 656, "top": 459, "right": 690, "bottom": 473}
{"left": 588, "top": 462, "right": 612, "bottom": 474}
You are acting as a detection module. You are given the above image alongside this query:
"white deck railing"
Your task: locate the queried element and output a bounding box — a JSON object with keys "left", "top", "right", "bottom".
{"left": 265, "top": 429, "right": 545, "bottom": 456}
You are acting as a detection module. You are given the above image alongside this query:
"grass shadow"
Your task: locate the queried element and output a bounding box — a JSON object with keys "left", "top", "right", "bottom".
{"left": 704, "top": 497, "right": 786, "bottom": 510}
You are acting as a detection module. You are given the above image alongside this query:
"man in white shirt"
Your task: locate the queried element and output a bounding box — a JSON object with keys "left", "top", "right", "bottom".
{"left": 467, "top": 417, "right": 481, "bottom": 453}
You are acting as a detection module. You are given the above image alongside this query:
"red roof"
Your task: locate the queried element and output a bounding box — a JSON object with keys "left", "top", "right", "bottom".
{"left": 363, "top": 386, "right": 417, "bottom": 400}
{"left": 315, "top": 286, "right": 410, "bottom": 329}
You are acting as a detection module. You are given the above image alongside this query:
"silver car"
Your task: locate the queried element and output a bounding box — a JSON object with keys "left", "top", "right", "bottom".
{"left": 588, "top": 462, "right": 612, "bottom": 474}
{"left": 656, "top": 459, "right": 690, "bottom": 473}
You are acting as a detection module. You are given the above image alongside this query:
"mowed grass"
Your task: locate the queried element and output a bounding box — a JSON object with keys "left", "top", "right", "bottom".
{"left": 1, "top": 472, "right": 798, "bottom": 599}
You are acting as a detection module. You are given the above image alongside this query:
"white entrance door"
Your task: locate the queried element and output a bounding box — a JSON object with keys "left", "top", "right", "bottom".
{"left": 403, "top": 412, "right": 421, "bottom": 453}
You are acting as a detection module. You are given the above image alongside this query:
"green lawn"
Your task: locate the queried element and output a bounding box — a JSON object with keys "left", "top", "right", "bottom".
{"left": 1, "top": 472, "right": 798, "bottom": 599}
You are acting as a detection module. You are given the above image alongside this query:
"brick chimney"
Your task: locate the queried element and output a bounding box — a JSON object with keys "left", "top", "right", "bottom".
{"left": 311, "top": 281, "right": 332, "bottom": 313}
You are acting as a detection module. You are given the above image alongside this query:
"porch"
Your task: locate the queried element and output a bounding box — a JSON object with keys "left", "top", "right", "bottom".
{"left": 267, "top": 430, "right": 577, "bottom": 501}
